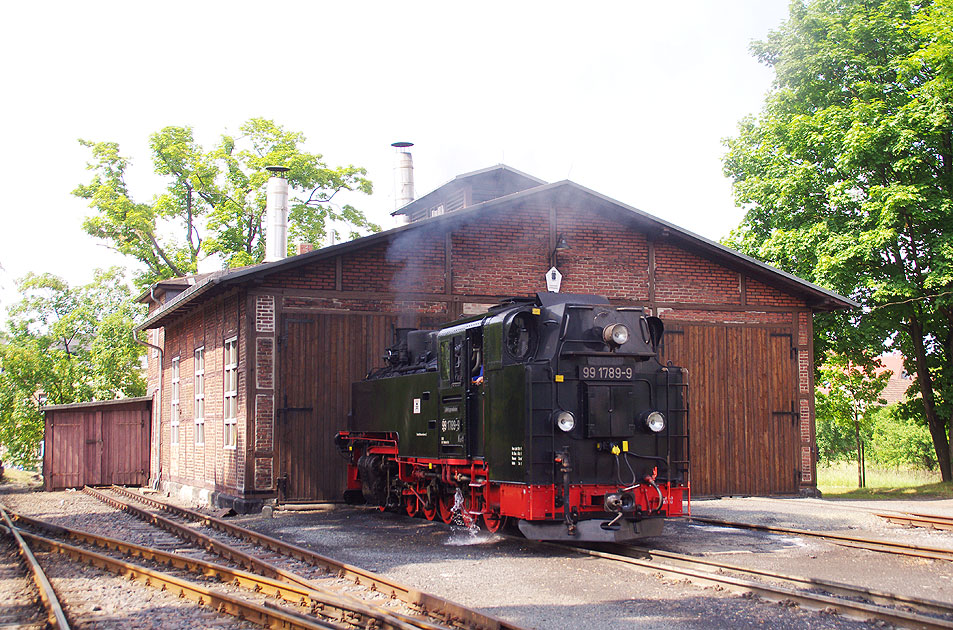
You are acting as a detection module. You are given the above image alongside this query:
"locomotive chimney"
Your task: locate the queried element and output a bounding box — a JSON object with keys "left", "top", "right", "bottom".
{"left": 392, "top": 141, "right": 414, "bottom": 226}
{"left": 264, "top": 166, "right": 290, "bottom": 262}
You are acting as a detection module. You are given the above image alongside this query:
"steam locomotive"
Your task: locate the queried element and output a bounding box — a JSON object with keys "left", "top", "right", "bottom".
{"left": 335, "top": 292, "right": 689, "bottom": 542}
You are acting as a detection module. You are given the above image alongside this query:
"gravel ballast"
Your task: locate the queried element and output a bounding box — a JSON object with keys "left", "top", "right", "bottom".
{"left": 6, "top": 480, "right": 953, "bottom": 629}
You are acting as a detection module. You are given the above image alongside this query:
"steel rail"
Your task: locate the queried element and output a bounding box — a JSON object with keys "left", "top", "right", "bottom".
{"left": 8, "top": 525, "right": 342, "bottom": 630}
{"left": 7, "top": 509, "right": 427, "bottom": 630}
{"left": 692, "top": 516, "right": 953, "bottom": 561}
{"left": 0, "top": 505, "right": 71, "bottom": 630}
{"left": 877, "top": 512, "right": 953, "bottom": 532}
{"left": 555, "top": 542, "right": 953, "bottom": 630}
{"left": 625, "top": 545, "right": 953, "bottom": 618}
{"left": 99, "top": 486, "right": 525, "bottom": 630}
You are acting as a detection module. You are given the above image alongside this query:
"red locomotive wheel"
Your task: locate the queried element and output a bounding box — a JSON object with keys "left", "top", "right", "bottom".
{"left": 405, "top": 495, "right": 418, "bottom": 517}
{"left": 482, "top": 510, "right": 505, "bottom": 533}
{"left": 438, "top": 493, "right": 455, "bottom": 524}
{"left": 422, "top": 500, "right": 437, "bottom": 521}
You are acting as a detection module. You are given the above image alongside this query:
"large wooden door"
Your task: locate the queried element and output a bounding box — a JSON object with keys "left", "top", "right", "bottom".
{"left": 278, "top": 313, "right": 397, "bottom": 501}
{"left": 103, "top": 407, "right": 147, "bottom": 486}
{"left": 83, "top": 411, "right": 103, "bottom": 486}
{"left": 661, "top": 323, "right": 798, "bottom": 496}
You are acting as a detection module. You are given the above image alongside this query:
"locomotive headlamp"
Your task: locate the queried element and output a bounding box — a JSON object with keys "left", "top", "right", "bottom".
{"left": 554, "top": 410, "right": 576, "bottom": 432}
{"left": 643, "top": 411, "right": 666, "bottom": 433}
{"left": 603, "top": 323, "right": 630, "bottom": 347}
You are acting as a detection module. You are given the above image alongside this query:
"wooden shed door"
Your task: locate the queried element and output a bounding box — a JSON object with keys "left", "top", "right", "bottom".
{"left": 49, "top": 414, "right": 85, "bottom": 488}
{"left": 103, "top": 407, "right": 146, "bottom": 486}
{"left": 661, "top": 323, "right": 798, "bottom": 496}
{"left": 83, "top": 411, "right": 103, "bottom": 485}
{"left": 278, "top": 313, "right": 397, "bottom": 501}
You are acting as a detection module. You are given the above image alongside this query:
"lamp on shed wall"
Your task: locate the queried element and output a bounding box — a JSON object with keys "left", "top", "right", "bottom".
{"left": 550, "top": 234, "right": 571, "bottom": 269}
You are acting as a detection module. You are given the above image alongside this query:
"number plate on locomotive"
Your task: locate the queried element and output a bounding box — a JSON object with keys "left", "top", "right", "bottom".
{"left": 579, "top": 365, "right": 633, "bottom": 380}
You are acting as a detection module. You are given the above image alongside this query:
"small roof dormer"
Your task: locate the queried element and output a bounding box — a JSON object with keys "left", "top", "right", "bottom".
{"left": 392, "top": 164, "right": 546, "bottom": 223}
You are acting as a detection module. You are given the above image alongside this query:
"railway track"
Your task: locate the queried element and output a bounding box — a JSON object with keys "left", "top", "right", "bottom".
{"left": 556, "top": 541, "right": 953, "bottom": 629}
{"left": 691, "top": 516, "right": 953, "bottom": 561}
{"left": 0, "top": 505, "right": 69, "bottom": 629}
{"left": 80, "top": 485, "right": 523, "bottom": 630}
{"left": 877, "top": 511, "right": 953, "bottom": 531}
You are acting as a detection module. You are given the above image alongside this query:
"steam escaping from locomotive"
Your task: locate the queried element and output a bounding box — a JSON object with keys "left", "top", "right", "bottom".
{"left": 336, "top": 292, "right": 689, "bottom": 542}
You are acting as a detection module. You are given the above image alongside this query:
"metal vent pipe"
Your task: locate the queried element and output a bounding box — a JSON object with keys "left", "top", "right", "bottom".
{"left": 392, "top": 141, "right": 414, "bottom": 223}
{"left": 264, "top": 166, "right": 290, "bottom": 262}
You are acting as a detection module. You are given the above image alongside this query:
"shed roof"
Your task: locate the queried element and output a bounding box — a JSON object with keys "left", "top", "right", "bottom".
{"left": 391, "top": 164, "right": 546, "bottom": 217}
{"left": 137, "top": 169, "right": 858, "bottom": 330}
{"left": 42, "top": 396, "right": 153, "bottom": 412}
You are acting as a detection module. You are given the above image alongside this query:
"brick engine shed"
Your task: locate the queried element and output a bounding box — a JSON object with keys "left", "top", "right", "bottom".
{"left": 138, "top": 165, "right": 854, "bottom": 512}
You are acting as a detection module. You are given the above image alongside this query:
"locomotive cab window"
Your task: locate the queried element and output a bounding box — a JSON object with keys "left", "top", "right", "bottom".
{"left": 439, "top": 335, "right": 464, "bottom": 385}
{"left": 470, "top": 329, "right": 484, "bottom": 385}
{"left": 504, "top": 311, "right": 537, "bottom": 360}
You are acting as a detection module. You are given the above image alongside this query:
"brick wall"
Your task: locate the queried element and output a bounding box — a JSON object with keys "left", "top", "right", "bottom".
{"left": 343, "top": 235, "right": 446, "bottom": 293}
{"left": 555, "top": 210, "right": 650, "bottom": 300}
{"left": 261, "top": 260, "right": 335, "bottom": 290}
{"left": 658, "top": 309, "right": 795, "bottom": 326}
{"left": 148, "top": 200, "right": 822, "bottom": 501}
{"left": 452, "top": 205, "right": 551, "bottom": 295}
{"left": 656, "top": 242, "right": 743, "bottom": 305}
{"left": 747, "top": 277, "right": 804, "bottom": 307}
{"left": 155, "top": 289, "right": 246, "bottom": 495}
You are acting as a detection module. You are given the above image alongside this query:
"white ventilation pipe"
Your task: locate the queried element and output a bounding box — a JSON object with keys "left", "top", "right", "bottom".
{"left": 264, "top": 166, "right": 290, "bottom": 262}
{"left": 392, "top": 142, "right": 414, "bottom": 222}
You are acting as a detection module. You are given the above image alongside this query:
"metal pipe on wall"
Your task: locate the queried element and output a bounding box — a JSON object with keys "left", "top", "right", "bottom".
{"left": 133, "top": 329, "right": 163, "bottom": 488}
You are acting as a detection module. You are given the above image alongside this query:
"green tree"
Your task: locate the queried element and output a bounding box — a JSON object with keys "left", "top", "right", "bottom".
{"left": 869, "top": 403, "right": 937, "bottom": 469}
{"left": 74, "top": 118, "right": 379, "bottom": 288}
{"left": 815, "top": 355, "right": 890, "bottom": 485}
{"left": 0, "top": 269, "right": 145, "bottom": 467}
{"left": 722, "top": 0, "right": 953, "bottom": 480}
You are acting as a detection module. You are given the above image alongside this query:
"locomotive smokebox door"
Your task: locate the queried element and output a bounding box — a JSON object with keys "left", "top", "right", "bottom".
{"left": 585, "top": 385, "right": 637, "bottom": 437}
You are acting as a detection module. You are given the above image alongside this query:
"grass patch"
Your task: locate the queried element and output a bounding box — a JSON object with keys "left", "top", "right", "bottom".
{"left": 0, "top": 467, "right": 43, "bottom": 489}
{"left": 818, "top": 462, "right": 952, "bottom": 499}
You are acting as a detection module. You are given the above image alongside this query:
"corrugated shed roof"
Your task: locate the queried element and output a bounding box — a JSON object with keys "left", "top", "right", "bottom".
{"left": 42, "top": 396, "right": 153, "bottom": 412}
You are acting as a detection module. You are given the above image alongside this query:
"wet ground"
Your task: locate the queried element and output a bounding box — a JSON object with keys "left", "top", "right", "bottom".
{"left": 224, "top": 497, "right": 944, "bottom": 630}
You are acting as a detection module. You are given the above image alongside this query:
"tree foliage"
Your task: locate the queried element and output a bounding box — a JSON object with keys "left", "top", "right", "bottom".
{"left": 0, "top": 269, "right": 145, "bottom": 467}
{"left": 723, "top": 0, "right": 953, "bottom": 479}
{"left": 74, "top": 118, "right": 379, "bottom": 288}
{"left": 870, "top": 404, "right": 937, "bottom": 468}
{"left": 814, "top": 355, "right": 890, "bottom": 481}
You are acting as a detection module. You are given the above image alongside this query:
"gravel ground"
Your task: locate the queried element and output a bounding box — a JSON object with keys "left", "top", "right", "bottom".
{"left": 0, "top": 536, "right": 45, "bottom": 629}
{"left": 232, "top": 504, "right": 874, "bottom": 630}
{"left": 676, "top": 496, "right": 953, "bottom": 606}
{"left": 1, "top": 485, "right": 259, "bottom": 630}
{"left": 8, "top": 479, "right": 953, "bottom": 630}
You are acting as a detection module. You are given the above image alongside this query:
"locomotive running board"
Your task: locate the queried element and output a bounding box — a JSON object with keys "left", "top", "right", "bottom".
{"left": 517, "top": 517, "right": 665, "bottom": 543}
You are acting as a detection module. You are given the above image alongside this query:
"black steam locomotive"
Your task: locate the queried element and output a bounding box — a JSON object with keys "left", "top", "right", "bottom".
{"left": 335, "top": 292, "right": 689, "bottom": 542}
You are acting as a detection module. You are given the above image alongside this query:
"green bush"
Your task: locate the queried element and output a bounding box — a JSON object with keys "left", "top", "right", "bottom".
{"left": 868, "top": 404, "right": 936, "bottom": 470}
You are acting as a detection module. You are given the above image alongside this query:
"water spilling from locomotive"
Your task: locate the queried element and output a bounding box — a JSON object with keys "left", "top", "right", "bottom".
{"left": 335, "top": 292, "right": 689, "bottom": 541}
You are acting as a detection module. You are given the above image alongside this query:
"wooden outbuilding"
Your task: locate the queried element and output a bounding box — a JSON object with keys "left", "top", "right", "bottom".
{"left": 42, "top": 397, "right": 152, "bottom": 490}
{"left": 137, "top": 165, "right": 855, "bottom": 512}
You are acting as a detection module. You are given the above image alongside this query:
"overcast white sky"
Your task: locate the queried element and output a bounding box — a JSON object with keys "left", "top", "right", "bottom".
{"left": 0, "top": 1, "right": 790, "bottom": 311}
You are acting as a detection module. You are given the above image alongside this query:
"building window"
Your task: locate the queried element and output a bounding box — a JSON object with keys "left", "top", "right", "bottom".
{"left": 430, "top": 204, "right": 445, "bottom": 217}
{"left": 171, "top": 356, "right": 180, "bottom": 445}
{"left": 194, "top": 347, "right": 205, "bottom": 446}
{"left": 223, "top": 337, "right": 238, "bottom": 449}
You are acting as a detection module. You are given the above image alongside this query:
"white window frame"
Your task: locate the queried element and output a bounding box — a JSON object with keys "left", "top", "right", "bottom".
{"left": 223, "top": 337, "right": 238, "bottom": 449}
{"left": 170, "top": 356, "right": 180, "bottom": 445}
{"left": 194, "top": 347, "right": 205, "bottom": 446}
